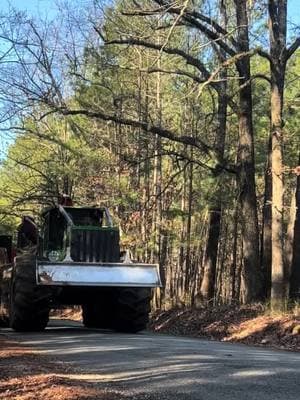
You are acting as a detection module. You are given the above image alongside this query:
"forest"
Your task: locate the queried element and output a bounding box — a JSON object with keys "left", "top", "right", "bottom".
{"left": 0, "top": 0, "right": 299, "bottom": 312}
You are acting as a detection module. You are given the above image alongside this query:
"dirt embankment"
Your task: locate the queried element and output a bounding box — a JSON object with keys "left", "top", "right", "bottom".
{"left": 148, "top": 304, "right": 300, "bottom": 351}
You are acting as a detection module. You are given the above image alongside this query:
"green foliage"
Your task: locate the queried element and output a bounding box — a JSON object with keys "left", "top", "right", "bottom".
{"left": 0, "top": 0, "right": 299, "bottom": 306}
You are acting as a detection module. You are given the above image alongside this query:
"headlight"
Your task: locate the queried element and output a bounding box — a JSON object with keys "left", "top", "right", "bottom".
{"left": 48, "top": 250, "right": 61, "bottom": 262}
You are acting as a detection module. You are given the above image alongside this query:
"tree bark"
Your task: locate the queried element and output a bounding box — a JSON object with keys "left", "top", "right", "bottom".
{"left": 268, "top": 0, "right": 287, "bottom": 311}
{"left": 199, "top": 2, "right": 228, "bottom": 302}
{"left": 261, "top": 136, "right": 272, "bottom": 298}
{"left": 235, "top": 0, "right": 262, "bottom": 302}
{"left": 230, "top": 195, "right": 239, "bottom": 301}
{"left": 184, "top": 153, "right": 193, "bottom": 300}
{"left": 200, "top": 89, "right": 227, "bottom": 301}
{"left": 285, "top": 185, "right": 297, "bottom": 295}
{"left": 290, "top": 164, "right": 300, "bottom": 299}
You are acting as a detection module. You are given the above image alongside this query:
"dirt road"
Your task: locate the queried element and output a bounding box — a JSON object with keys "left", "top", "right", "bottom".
{"left": 2, "top": 320, "right": 300, "bottom": 400}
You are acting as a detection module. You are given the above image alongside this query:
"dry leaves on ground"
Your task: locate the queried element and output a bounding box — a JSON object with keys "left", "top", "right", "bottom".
{"left": 149, "top": 304, "right": 300, "bottom": 351}
{"left": 0, "top": 337, "right": 121, "bottom": 400}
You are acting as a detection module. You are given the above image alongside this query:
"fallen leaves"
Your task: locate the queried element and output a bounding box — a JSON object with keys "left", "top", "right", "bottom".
{"left": 149, "top": 304, "right": 300, "bottom": 351}
{"left": 0, "top": 337, "right": 121, "bottom": 400}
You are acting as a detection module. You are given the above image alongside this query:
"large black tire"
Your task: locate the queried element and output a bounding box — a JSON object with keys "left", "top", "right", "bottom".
{"left": 10, "top": 254, "right": 50, "bottom": 332}
{"left": 82, "top": 304, "right": 97, "bottom": 328}
{"left": 112, "top": 288, "right": 152, "bottom": 333}
{"left": 82, "top": 290, "right": 113, "bottom": 329}
{"left": 0, "top": 316, "right": 9, "bottom": 327}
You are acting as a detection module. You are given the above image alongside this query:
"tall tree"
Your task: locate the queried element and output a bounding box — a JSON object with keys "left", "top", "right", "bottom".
{"left": 101, "top": 0, "right": 264, "bottom": 302}
{"left": 289, "top": 162, "right": 300, "bottom": 299}
{"left": 262, "top": 0, "right": 300, "bottom": 310}
{"left": 0, "top": 0, "right": 299, "bottom": 309}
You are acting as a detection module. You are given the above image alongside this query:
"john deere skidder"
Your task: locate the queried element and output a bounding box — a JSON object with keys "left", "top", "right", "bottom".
{"left": 0, "top": 205, "right": 161, "bottom": 332}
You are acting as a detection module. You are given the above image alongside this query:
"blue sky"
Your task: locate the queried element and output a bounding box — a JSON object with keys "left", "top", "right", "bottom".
{"left": 288, "top": 0, "right": 299, "bottom": 16}
{"left": 287, "top": 0, "right": 300, "bottom": 30}
{"left": 1, "top": 0, "right": 299, "bottom": 21}
{"left": 0, "top": 0, "right": 57, "bottom": 17}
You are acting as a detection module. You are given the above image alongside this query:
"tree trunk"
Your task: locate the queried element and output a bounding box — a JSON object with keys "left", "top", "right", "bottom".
{"left": 290, "top": 166, "right": 300, "bottom": 299}
{"left": 261, "top": 136, "right": 272, "bottom": 298}
{"left": 141, "top": 74, "right": 150, "bottom": 261}
{"left": 179, "top": 162, "right": 187, "bottom": 300}
{"left": 199, "top": 1, "right": 228, "bottom": 302}
{"left": 235, "top": 0, "right": 262, "bottom": 302}
{"left": 200, "top": 89, "right": 227, "bottom": 301}
{"left": 184, "top": 154, "right": 193, "bottom": 301}
{"left": 200, "top": 206, "right": 222, "bottom": 301}
{"left": 285, "top": 185, "right": 297, "bottom": 295}
{"left": 230, "top": 196, "right": 239, "bottom": 302}
{"left": 268, "top": 0, "right": 287, "bottom": 311}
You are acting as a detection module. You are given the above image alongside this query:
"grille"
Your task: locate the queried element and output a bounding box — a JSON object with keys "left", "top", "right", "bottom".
{"left": 70, "top": 229, "right": 120, "bottom": 263}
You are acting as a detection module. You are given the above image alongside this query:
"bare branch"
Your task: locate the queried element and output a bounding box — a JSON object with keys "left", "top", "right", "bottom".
{"left": 58, "top": 105, "right": 215, "bottom": 156}
{"left": 154, "top": 0, "right": 238, "bottom": 47}
{"left": 251, "top": 73, "right": 272, "bottom": 85}
{"left": 152, "top": 0, "right": 237, "bottom": 56}
{"left": 257, "top": 48, "right": 272, "bottom": 63}
{"left": 285, "top": 37, "right": 300, "bottom": 61}
{"left": 104, "top": 37, "right": 212, "bottom": 80}
{"left": 152, "top": 0, "right": 190, "bottom": 66}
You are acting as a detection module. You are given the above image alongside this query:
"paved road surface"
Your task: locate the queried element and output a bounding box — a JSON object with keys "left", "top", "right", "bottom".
{"left": 1, "top": 320, "right": 300, "bottom": 399}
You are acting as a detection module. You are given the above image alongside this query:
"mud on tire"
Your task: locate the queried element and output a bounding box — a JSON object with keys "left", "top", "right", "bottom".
{"left": 10, "top": 254, "right": 50, "bottom": 332}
